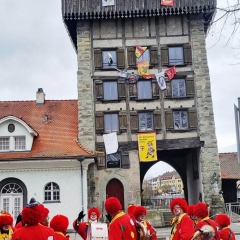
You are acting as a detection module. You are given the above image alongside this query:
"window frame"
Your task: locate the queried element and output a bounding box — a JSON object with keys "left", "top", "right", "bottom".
{"left": 0, "top": 137, "right": 10, "bottom": 151}
{"left": 104, "top": 112, "right": 119, "bottom": 133}
{"left": 173, "top": 110, "right": 189, "bottom": 130}
{"left": 14, "top": 136, "right": 26, "bottom": 150}
{"left": 103, "top": 81, "right": 118, "bottom": 101}
{"left": 168, "top": 46, "right": 184, "bottom": 66}
{"left": 106, "top": 152, "right": 121, "bottom": 169}
{"left": 102, "top": 50, "right": 117, "bottom": 69}
{"left": 136, "top": 49, "right": 150, "bottom": 63}
{"left": 138, "top": 112, "right": 154, "bottom": 131}
{"left": 171, "top": 79, "right": 186, "bottom": 98}
{"left": 137, "top": 80, "right": 152, "bottom": 100}
{"left": 44, "top": 182, "right": 60, "bottom": 203}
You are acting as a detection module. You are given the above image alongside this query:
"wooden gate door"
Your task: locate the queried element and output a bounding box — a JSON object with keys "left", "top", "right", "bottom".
{"left": 106, "top": 178, "right": 124, "bottom": 210}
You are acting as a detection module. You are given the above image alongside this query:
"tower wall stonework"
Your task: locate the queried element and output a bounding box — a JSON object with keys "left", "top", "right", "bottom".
{"left": 190, "top": 17, "right": 221, "bottom": 204}
{"left": 76, "top": 21, "right": 95, "bottom": 151}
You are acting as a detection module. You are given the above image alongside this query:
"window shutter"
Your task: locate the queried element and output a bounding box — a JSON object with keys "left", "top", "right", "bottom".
{"left": 152, "top": 80, "right": 160, "bottom": 99}
{"left": 97, "top": 152, "right": 106, "bottom": 170}
{"left": 188, "top": 109, "right": 197, "bottom": 129}
{"left": 164, "top": 80, "right": 172, "bottom": 98}
{"left": 118, "top": 79, "right": 126, "bottom": 100}
{"left": 183, "top": 44, "right": 192, "bottom": 65}
{"left": 130, "top": 111, "right": 138, "bottom": 132}
{"left": 186, "top": 77, "right": 194, "bottom": 97}
{"left": 95, "top": 112, "right": 104, "bottom": 134}
{"left": 165, "top": 110, "right": 174, "bottom": 130}
{"left": 161, "top": 46, "right": 169, "bottom": 66}
{"left": 119, "top": 111, "right": 127, "bottom": 133}
{"left": 95, "top": 80, "right": 103, "bottom": 100}
{"left": 94, "top": 49, "right": 103, "bottom": 70}
{"left": 121, "top": 152, "right": 130, "bottom": 169}
{"left": 154, "top": 110, "right": 162, "bottom": 130}
{"left": 150, "top": 46, "right": 158, "bottom": 67}
{"left": 127, "top": 47, "right": 136, "bottom": 68}
{"left": 129, "top": 82, "right": 137, "bottom": 100}
{"left": 117, "top": 48, "right": 125, "bottom": 69}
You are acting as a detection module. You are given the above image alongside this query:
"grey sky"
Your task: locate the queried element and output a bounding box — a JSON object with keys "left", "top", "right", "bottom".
{"left": 1, "top": 1, "right": 239, "bottom": 177}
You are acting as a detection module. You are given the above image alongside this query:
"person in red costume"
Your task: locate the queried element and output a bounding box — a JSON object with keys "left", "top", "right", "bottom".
{"left": 104, "top": 197, "right": 137, "bottom": 240}
{"left": 132, "top": 206, "right": 157, "bottom": 240}
{"left": 12, "top": 199, "right": 55, "bottom": 240}
{"left": 193, "top": 202, "right": 220, "bottom": 240}
{"left": 50, "top": 214, "right": 70, "bottom": 240}
{"left": 187, "top": 205, "right": 197, "bottom": 228}
{"left": 39, "top": 204, "right": 50, "bottom": 226}
{"left": 169, "top": 198, "right": 194, "bottom": 240}
{"left": 73, "top": 207, "right": 101, "bottom": 240}
{"left": 0, "top": 211, "right": 14, "bottom": 240}
{"left": 215, "top": 214, "right": 236, "bottom": 240}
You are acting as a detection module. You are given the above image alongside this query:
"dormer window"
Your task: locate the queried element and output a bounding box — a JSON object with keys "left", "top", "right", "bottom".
{"left": 0, "top": 137, "right": 10, "bottom": 150}
{"left": 8, "top": 124, "right": 15, "bottom": 133}
{"left": 15, "top": 137, "right": 26, "bottom": 150}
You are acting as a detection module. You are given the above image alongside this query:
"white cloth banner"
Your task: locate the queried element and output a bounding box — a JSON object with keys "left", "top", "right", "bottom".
{"left": 102, "top": 0, "right": 115, "bottom": 7}
{"left": 103, "top": 132, "right": 118, "bottom": 154}
{"left": 155, "top": 72, "right": 166, "bottom": 90}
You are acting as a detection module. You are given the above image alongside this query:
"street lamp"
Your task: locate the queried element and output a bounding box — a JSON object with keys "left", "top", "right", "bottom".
{"left": 234, "top": 98, "right": 240, "bottom": 163}
{"left": 77, "top": 156, "right": 85, "bottom": 212}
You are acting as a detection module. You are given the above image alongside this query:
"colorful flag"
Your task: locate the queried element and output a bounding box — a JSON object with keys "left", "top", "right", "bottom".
{"left": 161, "top": 0, "right": 174, "bottom": 7}
{"left": 165, "top": 66, "right": 176, "bottom": 80}
{"left": 142, "top": 74, "right": 156, "bottom": 80}
{"left": 155, "top": 72, "right": 166, "bottom": 90}
{"left": 135, "top": 45, "right": 147, "bottom": 58}
{"left": 137, "top": 132, "right": 157, "bottom": 162}
{"left": 137, "top": 61, "right": 149, "bottom": 76}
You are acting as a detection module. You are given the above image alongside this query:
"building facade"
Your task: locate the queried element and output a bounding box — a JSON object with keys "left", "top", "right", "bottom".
{"left": 62, "top": 0, "right": 222, "bottom": 211}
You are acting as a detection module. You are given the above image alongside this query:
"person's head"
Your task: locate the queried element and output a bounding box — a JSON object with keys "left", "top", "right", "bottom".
{"left": 0, "top": 211, "right": 13, "bottom": 233}
{"left": 50, "top": 214, "right": 69, "bottom": 235}
{"left": 170, "top": 198, "right": 188, "bottom": 217}
{"left": 104, "top": 197, "right": 122, "bottom": 217}
{"left": 88, "top": 207, "right": 101, "bottom": 222}
{"left": 22, "top": 200, "right": 42, "bottom": 226}
{"left": 193, "top": 202, "right": 208, "bottom": 221}
{"left": 132, "top": 206, "right": 147, "bottom": 222}
{"left": 39, "top": 205, "right": 50, "bottom": 226}
{"left": 127, "top": 204, "right": 136, "bottom": 216}
{"left": 187, "top": 205, "right": 197, "bottom": 220}
{"left": 215, "top": 214, "right": 231, "bottom": 230}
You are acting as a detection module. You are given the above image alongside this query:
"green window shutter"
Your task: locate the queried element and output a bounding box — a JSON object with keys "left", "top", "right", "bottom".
{"left": 121, "top": 152, "right": 130, "bottom": 169}
{"left": 117, "top": 48, "right": 125, "bottom": 69}
{"left": 154, "top": 110, "right": 162, "bottom": 130}
{"left": 150, "top": 46, "right": 158, "bottom": 67}
{"left": 119, "top": 111, "right": 127, "bottom": 133}
{"left": 94, "top": 49, "right": 103, "bottom": 70}
{"left": 130, "top": 111, "right": 139, "bottom": 132}
{"left": 165, "top": 110, "right": 174, "bottom": 130}
{"left": 127, "top": 47, "right": 136, "bottom": 68}
{"left": 161, "top": 46, "right": 169, "bottom": 66}
{"left": 186, "top": 77, "right": 194, "bottom": 97}
{"left": 129, "top": 82, "right": 137, "bottom": 100}
{"left": 152, "top": 80, "right": 160, "bottom": 99}
{"left": 183, "top": 44, "right": 192, "bottom": 65}
{"left": 118, "top": 79, "right": 126, "bottom": 100}
{"left": 97, "top": 152, "right": 106, "bottom": 170}
{"left": 164, "top": 80, "right": 172, "bottom": 98}
{"left": 95, "top": 112, "right": 104, "bottom": 134}
{"left": 188, "top": 109, "right": 197, "bottom": 129}
{"left": 95, "top": 80, "right": 103, "bottom": 100}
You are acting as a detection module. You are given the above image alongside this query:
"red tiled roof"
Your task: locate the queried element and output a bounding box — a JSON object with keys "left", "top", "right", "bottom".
{"left": 0, "top": 100, "right": 93, "bottom": 160}
{"left": 219, "top": 152, "right": 240, "bottom": 179}
{"left": 160, "top": 170, "right": 180, "bottom": 179}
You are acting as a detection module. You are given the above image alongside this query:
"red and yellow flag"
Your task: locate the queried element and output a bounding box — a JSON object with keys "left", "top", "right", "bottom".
{"left": 165, "top": 66, "right": 176, "bottom": 80}
{"left": 161, "top": 0, "right": 174, "bottom": 7}
{"left": 135, "top": 45, "right": 147, "bottom": 58}
{"left": 137, "top": 61, "right": 149, "bottom": 75}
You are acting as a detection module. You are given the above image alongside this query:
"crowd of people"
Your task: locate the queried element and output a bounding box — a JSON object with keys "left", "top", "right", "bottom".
{"left": 0, "top": 197, "right": 236, "bottom": 240}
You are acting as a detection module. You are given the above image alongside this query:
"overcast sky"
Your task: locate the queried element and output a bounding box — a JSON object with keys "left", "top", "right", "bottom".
{"left": 1, "top": 1, "right": 239, "bottom": 178}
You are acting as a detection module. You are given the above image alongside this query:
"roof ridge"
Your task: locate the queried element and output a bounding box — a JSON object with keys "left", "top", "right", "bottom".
{"left": 75, "top": 140, "right": 94, "bottom": 156}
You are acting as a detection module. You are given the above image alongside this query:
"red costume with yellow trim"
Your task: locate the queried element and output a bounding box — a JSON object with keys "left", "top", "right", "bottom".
{"left": 12, "top": 200, "right": 55, "bottom": 240}
{"left": 0, "top": 211, "right": 14, "bottom": 240}
{"left": 105, "top": 197, "right": 137, "bottom": 240}
{"left": 73, "top": 207, "right": 101, "bottom": 240}
{"left": 193, "top": 202, "right": 219, "bottom": 240}
{"left": 169, "top": 198, "right": 194, "bottom": 240}
{"left": 50, "top": 214, "right": 69, "bottom": 240}
{"left": 215, "top": 214, "right": 236, "bottom": 240}
{"left": 132, "top": 206, "right": 157, "bottom": 240}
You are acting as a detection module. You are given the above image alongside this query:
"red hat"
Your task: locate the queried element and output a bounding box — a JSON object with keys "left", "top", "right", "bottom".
{"left": 0, "top": 211, "right": 13, "bottom": 227}
{"left": 132, "top": 206, "right": 147, "bottom": 218}
{"left": 22, "top": 201, "right": 42, "bottom": 225}
{"left": 105, "top": 197, "right": 122, "bottom": 215}
{"left": 215, "top": 214, "right": 230, "bottom": 228}
{"left": 187, "top": 205, "right": 195, "bottom": 216}
{"left": 170, "top": 198, "right": 188, "bottom": 213}
{"left": 127, "top": 205, "right": 136, "bottom": 215}
{"left": 193, "top": 202, "right": 208, "bottom": 219}
{"left": 50, "top": 214, "right": 69, "bottom": 233}
{"left": 39, "top": 204, "right": 49, "bottom": 222}
{"left": 88, "top": 207, "right": 101, "bottom": 219}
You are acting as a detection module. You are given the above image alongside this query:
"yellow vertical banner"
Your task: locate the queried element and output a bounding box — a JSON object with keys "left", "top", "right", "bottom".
{"left": 137, "top": 132, "right": 157, "bottom": 162}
